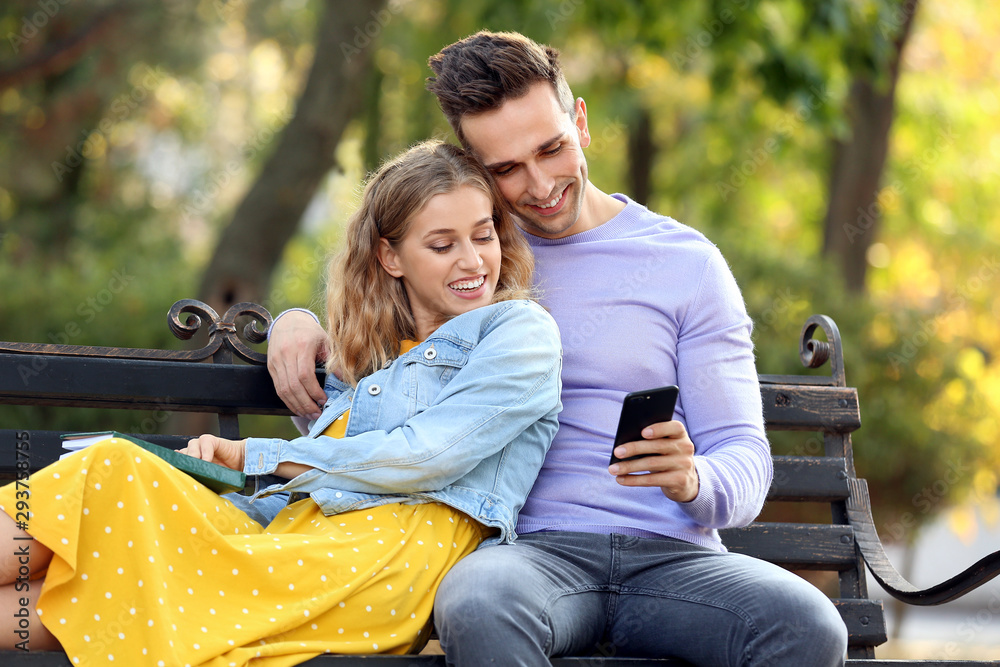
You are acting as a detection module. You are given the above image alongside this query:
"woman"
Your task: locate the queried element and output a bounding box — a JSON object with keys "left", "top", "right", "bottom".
{"left": 0, "top": 140, "right": 562, "bottom": 665}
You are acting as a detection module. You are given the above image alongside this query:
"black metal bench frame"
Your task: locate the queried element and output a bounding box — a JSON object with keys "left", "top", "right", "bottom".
{"left": 1, "top": 299, "right": 998, "bottom": 666}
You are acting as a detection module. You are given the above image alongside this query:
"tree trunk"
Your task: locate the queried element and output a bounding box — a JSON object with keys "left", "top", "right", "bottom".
{"left": 197, "top": 0, "right": 386, "bottom": 315}
{"left": 0, "top": 4, "right": 129, "bottom": 92}
{"left": 627, "top": 106, "right": 655, "bottom": 206}
{"left": 821, "top": 0, "right": 919, "bottom": 293}
{"left": 362, "top": 65, "right": 383, "bottom": 174}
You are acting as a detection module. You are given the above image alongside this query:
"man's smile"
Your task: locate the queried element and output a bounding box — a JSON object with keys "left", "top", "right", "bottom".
{"left": 526, "top": 184, "right": 569, "bottom": 215}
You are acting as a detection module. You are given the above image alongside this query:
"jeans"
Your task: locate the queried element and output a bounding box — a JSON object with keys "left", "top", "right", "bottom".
{"left": 434, "top": 531, "right": 847, "bottom": 666}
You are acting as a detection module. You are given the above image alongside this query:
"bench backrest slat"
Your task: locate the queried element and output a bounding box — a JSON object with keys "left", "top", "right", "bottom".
{"left": 760, "top": 384, "right": 861, "bottom": 432}
{"left": 3, "top": 354, "right": 862, "bottom": 428}
{"left": 720, "top": 523, "right": 857, "bottom": 569}
{"left": 0, "top": 353, "right": 291, "bottom": 414}
{"left": 769, "top": 455, "right": 849, "bottom": 501}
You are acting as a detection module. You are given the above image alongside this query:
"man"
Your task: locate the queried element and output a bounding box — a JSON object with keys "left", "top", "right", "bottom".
{"left": 268, "top": 31, "right": 847, "bottom": 666}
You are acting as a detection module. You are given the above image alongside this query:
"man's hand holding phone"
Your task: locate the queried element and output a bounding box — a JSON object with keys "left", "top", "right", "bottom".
{"left": 608, "top": 386, "right": 700, "bottom": 503}
{"left": 609, "top": 421, "right": 700, "bottom": 503}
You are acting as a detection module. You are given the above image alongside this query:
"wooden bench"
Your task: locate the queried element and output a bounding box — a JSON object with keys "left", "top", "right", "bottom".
{"left": 2, "top": 299, "right": 999, "bottom": 666}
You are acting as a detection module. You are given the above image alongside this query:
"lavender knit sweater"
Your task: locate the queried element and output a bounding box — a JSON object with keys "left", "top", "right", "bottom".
{"left": 516, "top": 194, "right": 771, "bottom": 552}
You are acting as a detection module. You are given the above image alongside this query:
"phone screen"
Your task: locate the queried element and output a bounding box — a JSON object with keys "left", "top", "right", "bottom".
{"left": 610, "top": 385, "right": 679, "bottom": 465}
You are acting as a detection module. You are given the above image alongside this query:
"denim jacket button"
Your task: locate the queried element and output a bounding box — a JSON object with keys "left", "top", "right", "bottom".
{"left": 368, "top": 384, "right": 381, "bottom": 396}
{"left": 382, "top": 358, "right": 392, "bottom": 369}
{"left": 423, "top": 347, "right": 437, "bottom": 360}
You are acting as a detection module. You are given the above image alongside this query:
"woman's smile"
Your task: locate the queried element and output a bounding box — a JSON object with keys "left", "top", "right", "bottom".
{"left": 449, "top": 274, "right": 487, "bottom": 296}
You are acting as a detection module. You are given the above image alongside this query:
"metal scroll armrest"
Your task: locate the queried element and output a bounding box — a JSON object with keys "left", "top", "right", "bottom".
{"left": 847, "top": 476, "right": 1000, "bottom": 605}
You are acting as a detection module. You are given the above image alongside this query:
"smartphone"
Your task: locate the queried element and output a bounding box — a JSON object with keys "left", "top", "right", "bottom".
{"left": 610, "top": 385, "right": 679, "bottom": 465}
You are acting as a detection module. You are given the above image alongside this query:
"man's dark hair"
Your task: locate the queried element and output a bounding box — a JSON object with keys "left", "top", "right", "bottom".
{"left": 427, "top": 30, "right": 575, "bottom": 147}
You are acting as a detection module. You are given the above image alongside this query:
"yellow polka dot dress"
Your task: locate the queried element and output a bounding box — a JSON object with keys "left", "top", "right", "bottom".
{"left": 0, "top": 436, "right": 486, "bottom": 666}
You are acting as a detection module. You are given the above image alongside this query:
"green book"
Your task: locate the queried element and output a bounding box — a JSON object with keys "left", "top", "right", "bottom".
{"left": 61, "top": 431, "right": 247, "bottom": 495}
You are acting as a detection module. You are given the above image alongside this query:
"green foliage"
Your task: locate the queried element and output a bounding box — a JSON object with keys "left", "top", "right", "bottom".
{"left": 662, "top": 0, "right": 1000, "bottom": 538}
{"left": 0, "top": 200, "right": 196, "bottom": 434}
{"left": 1, "top": 0, "right": 998, "bottom": 543}
{"left": 732, "top": 243, "right": 995, "bottom": 538}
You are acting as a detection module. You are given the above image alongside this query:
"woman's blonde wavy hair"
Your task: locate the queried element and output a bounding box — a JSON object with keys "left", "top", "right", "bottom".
{"left": 325, "top": 140, "right": 536, "bottom": 386}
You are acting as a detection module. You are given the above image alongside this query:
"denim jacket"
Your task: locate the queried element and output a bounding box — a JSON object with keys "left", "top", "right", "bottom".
{"left": 242, "top": 299, "right": 562, "bottom": 546}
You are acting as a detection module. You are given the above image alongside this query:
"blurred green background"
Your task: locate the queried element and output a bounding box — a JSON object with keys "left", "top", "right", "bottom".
{"left": 1, "top": 0, "right": 998, "bottom": 554}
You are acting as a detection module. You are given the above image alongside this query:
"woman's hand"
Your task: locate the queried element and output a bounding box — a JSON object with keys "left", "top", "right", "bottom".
{"left": 179, "top": 435, "right": 247, "bottom": 472}
{"left": 607, "top": 420, "right": 700, "bottom": 503}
